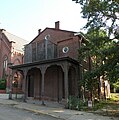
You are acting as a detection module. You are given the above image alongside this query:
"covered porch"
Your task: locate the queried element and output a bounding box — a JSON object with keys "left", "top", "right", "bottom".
{"left": 10, "top": 57, "right": 79, "bottom": 105}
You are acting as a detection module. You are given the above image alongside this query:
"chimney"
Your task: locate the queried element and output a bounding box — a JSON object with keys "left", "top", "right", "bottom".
{"left": 38, "top": 29, "right": 41, "bottom": 34}
{"left": 55, "top": 21, "right": 60, "bottom": 29}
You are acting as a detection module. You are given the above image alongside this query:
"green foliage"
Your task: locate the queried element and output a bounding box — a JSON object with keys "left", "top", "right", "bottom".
{"left": 78, "top": 29, "right": 119, "bottom": 101}
{"left": 110, "top": 93, "right": 119, "bottom": 101}
{"left": 113, "top": 81, "right": 119, "bottom": 92}
{"left": 73, "top": 0, "right": 119, "bottom": 37}
{"left": 73, "top": 0, "right": 119, "bottom": 100}
{"left": 68, "top": 96, "right": 80, "bottom": 110}
{"left": 113, "top": 81, "right": 119, "bottom": 89}
{"left": 79, "top": 29, "right": 109, "bottom": 90}
{"left": 68, "top": 96, "right": 88, "bottom": 111}
{"left": 93, "top": 101, "right": 105, "bottom": 111}
{"left": 0, "top": 79, "right": 6, "bottom": 90}
{"left": 79, "top": 27, "right": 119, "bottom": 86}
{"left": 68, "top": 96, "right": 106, "bottom": 111}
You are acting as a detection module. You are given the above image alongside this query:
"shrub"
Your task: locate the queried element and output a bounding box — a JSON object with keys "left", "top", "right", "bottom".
{"left": 0, "top": 79, "right": 6, "bottom": 90}
{"left": 68, "top": 96, "right": 88, "bottom": 111}
{"left": 68, "top": 96, "right": 79, "bottom": 110}
{"left": 113, "top": 81, "right": 119, "bottom": 93}
{"left": 68, "top": 96, "right": 106, "bottom": 111}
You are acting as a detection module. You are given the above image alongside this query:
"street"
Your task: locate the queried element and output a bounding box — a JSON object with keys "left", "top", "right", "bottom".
{"left": 0, "top": 98, "right": 118, "bottom": 120}
{"left": 0, "top": 104, "right": 62, "bottom": 120}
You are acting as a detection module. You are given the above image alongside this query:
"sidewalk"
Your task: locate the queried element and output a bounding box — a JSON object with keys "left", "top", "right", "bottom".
{"left": 0, "top": 98, "right": 118, "bottom": 120}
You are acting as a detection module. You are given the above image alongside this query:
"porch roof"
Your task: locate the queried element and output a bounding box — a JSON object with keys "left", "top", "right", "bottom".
{"left": 10, "top": 57, "right": 79, "bottom": 69}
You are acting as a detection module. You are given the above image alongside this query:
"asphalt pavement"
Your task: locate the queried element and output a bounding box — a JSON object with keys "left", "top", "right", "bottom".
{"left": 0, "top": 96, "right": 118, "bottom": 120}
{"left": 0, "top": 104, "right": 61, "bottom": 120}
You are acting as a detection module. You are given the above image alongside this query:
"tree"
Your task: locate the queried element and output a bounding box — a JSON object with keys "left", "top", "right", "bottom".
{"left": 79, "top": 29, "right": 112, "bottom": 99}
{"left": 72, "top": 0, "right": 119, "bottom": 101}
{"left": 72, "top": 0, "right": 119, "bottom": 37}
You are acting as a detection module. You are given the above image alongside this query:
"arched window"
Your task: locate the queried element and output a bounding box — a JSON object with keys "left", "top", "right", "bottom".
{"left": 13, "top": 58, "right": 21, "bottom": 65}
{"left": 2, "top": 55, "right": 8, "bottom": 78}
{"left": 3, "top": 56, "right": 8, "bottom": 72}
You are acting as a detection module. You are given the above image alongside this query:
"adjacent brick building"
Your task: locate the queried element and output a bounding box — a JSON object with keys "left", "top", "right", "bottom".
{"left": 10, "top": 21, "right": 87, "bottom": 105}
{"left": 0, "top": 29, "right": 28, "bottom": 93}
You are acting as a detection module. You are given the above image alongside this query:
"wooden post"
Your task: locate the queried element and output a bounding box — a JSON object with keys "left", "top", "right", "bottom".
{"left": 41, "top": 67, "right": 46, "bottom": 105}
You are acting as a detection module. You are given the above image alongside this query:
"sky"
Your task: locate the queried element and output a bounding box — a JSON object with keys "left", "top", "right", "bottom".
{"left": 0, "top": 0, "right": 87, "bottom": 41}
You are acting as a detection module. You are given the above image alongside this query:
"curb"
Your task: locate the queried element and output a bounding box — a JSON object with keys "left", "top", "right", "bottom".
{"left": 0, "top": 99, "right": 66, "bottom": 119}
{"left": 13, "top": 104, "right": 65, "bottom": 120}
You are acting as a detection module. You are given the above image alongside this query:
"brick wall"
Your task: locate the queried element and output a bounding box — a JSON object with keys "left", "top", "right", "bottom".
{"left": 32, "top": 28, "right": 74, "bottom": 44}
{"left": 57, "top": 36, "right": 79, "bottom": 60}
{"left": 26, "top": 28, "right": 81, "bottom": 62}
{"left": 0, "top": 33, "right": 11, "bottom": 78}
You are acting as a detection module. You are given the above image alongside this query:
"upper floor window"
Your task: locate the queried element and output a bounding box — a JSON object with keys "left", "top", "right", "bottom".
{"left": 62, "top": 47, "right": 69, "bottom": 53}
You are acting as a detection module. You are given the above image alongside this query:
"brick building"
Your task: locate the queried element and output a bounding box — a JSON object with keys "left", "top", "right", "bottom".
{"left": 0, "top": 29, "right": 28, "bottom": 93}
{"left": 10, "top": 21, "right": 86, "bottom": 105}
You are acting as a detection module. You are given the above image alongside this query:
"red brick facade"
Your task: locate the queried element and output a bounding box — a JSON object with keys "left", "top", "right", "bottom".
{"left": 57, "top": 37, "right": 79, "bottom": 59}
{"left": 0, "top": 29, "right": 28, "bottom": 93}
{"left": 10, "top": 21, "right": 86, "bottom": 105}
{"left": 25, "top": 21, "right": 81, "bottom": 62}
{"left": 0, "top": 30, "right": 11, "bottom": 79}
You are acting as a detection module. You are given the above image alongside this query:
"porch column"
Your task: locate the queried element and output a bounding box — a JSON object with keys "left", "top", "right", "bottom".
{"left": 41, "top": 66, "right": 46, "bottom": 105}
{"left": 9, "top": 70, "right": 15, "bottom": 99}
{"left": 23, "top": 69, "right": 27, "bottom": 102}
{"left": 75, "top": 66, "right": 79, "bottom": 96}
{"left": 63, "top": 63, "right": 69, "bottom": 104}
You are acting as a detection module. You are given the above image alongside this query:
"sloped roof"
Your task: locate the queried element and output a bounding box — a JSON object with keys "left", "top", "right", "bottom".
{"left": 30, "top": 27, "right": 76, "bottom": 44}
{"left": 2, "top": 30, "right": 29, "bottom": 52}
